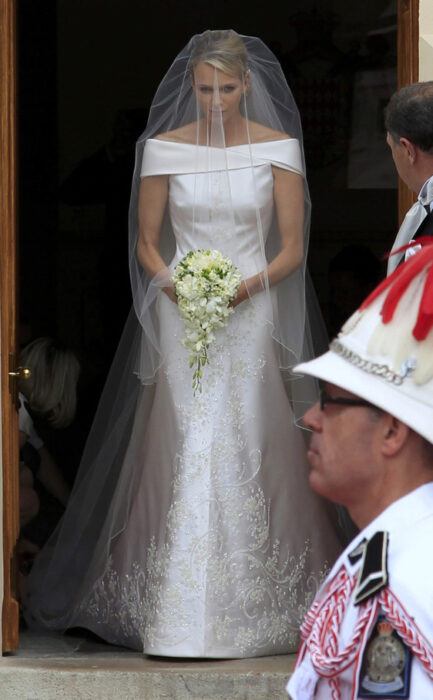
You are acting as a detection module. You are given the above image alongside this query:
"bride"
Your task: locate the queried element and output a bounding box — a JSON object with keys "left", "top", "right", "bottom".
{"left": 25, "top": 29, "right": 341, "bottom": 658}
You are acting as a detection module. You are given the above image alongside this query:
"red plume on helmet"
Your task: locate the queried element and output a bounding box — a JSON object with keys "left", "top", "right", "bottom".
{"left": 294, "top": 238, "right": 433, "bottom": 445}
{"left": 360, "top": 238, "right": 433, "bottom": 341}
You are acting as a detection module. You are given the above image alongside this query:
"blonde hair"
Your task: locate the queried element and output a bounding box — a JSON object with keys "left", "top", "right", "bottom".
{"left": 18, "top": 337, "right": 80, "bottom": 428}
{"left": 189, "top": 30, "right": 248, "bottom": 79}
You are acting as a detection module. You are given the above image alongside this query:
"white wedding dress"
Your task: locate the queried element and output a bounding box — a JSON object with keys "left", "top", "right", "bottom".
{"left": 70, "top": 138, "right": 341, "bottom": 657}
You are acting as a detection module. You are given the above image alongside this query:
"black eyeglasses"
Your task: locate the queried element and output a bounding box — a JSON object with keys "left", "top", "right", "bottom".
{"left": 319, "top": 388, "right": 373, "bottom": 411}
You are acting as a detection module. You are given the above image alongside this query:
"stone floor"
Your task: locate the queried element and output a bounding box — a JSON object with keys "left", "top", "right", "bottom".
{"left": 0, "top": 630, "right": 295, "bottom": 699}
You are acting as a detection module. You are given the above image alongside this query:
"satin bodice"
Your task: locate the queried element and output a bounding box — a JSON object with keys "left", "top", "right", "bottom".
{"left": 168, "top": 166, "right": 273, "bottom": 276}
{"left": 141, "top": 138, "right": 304, "bottom": 276}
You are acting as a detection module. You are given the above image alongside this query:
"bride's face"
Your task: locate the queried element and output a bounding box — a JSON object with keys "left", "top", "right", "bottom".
{"left": 192, "top": 62, "right": 247, "bottom": 124}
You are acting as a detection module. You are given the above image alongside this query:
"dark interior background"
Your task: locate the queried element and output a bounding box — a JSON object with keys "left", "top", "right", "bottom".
{"left": 18, "top": 0, "right": 398, "bottom": 482}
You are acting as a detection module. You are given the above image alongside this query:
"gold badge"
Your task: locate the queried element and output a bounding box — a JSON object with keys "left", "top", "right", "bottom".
{"left": 359, "top": 616, "right": 411, "bottom": 697}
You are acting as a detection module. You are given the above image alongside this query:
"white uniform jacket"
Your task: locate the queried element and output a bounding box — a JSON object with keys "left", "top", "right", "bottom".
{"left": 287, "top": 483, "right": 433, "bottom": 699}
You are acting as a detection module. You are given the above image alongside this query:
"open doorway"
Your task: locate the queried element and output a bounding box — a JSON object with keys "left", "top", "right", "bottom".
{"left": 7, "top": 0, "right": 406, "bottom": 658}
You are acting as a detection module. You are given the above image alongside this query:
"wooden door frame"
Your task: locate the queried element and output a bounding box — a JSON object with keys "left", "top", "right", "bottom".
{"left": 0, "top": 0, "right": 19, "bottom": 653}
{"left": 398, "top": 0, "right": 420, "bottom": 223}
{"left": 0, "top": 0, "right": 422, "bottom": 655}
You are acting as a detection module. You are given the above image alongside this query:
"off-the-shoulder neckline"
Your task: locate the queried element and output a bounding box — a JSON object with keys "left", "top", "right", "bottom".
{"left": 146, "top": 137, "right": 294, "bottom": 148}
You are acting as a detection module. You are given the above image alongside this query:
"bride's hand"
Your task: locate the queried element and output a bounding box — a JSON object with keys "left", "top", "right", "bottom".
{"left": 229, "top": 281, "right": 248, "bottom": 308}
{"left": 163, "top": 285, "right": 178, "bottom": 304}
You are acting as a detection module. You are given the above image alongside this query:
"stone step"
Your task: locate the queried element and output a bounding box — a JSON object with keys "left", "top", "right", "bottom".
{"left": 0, "top": 631, "right": 295, "bottom": 699}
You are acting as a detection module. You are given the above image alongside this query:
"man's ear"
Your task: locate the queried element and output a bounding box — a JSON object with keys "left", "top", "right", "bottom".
{"left": 399, "top": 137, "right": 417, "bottom": 164}
{"left": 381, "top": 414, "right": 410, "bottom": 457}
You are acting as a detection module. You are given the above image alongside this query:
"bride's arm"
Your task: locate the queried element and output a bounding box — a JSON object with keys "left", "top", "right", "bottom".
{"left": 231, "top": 167, "right": 304, "bottom": 307}
{"left": 137, "top": 174, "right": 177, "bottom": 303}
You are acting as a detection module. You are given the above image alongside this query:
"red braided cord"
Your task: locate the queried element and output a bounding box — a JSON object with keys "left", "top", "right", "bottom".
{"left": 330, "top": 676, "right": 340, "bottom": 700}
{"left": 304, "top": 567, "right": 378, "bottom": 678}
{"left": 301, "top": 598, "right": 322, "bottom": 638}
{"left": 379, "top": 588, "right": 433, "bottom": 680}
{"left": 309, "top": 600, "right": 376, "bottom": 677}
{"left": 300, "top": 576, "right": 433, "bottom": 693}
{"left": 324, "top": 574, "right": 351, "bottom": 669}
{"left": 300, "top": 569, "right": 349, "bottom": 640}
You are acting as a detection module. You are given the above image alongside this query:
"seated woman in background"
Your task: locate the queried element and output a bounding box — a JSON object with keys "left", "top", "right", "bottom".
{"left": 18, "top": 337, "right": 80, "bottom": 576}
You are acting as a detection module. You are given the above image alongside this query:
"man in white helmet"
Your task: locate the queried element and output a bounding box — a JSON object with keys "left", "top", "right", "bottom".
{"left": 287, "top": 243, "right": 433, "bottom": 698}
{"left": 386, "top": 81, "right": 433, "bottom": 275}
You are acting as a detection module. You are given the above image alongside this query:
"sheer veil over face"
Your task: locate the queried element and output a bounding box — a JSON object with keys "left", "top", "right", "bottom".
{"left": 24, "top": 30, "right": 329, "bottom": 636}
{"left": 129, "top": 30, "right": 322, "bottom": 402}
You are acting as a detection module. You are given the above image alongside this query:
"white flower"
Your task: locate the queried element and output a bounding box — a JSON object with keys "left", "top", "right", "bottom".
{"left": 173, "top": 249, "right": 241, "bottom": 394}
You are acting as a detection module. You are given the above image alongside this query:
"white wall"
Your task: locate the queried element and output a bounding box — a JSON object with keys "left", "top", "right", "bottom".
{"left": 420, "top": 0, "right": 433, "bottom": 80}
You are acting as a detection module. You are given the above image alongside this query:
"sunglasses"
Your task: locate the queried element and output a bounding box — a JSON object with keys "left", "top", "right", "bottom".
{"left": 319, "top": 387, "right": 374, "bottom": 411}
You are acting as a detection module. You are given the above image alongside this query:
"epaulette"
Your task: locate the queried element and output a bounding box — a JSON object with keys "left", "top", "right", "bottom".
{"left": 353, "top": 531, "right": 388, "bottom": 606}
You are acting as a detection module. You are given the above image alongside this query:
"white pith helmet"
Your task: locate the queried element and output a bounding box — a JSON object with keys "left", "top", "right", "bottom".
{"left": 295, "top": 241, "right": 433, "bottom": 445}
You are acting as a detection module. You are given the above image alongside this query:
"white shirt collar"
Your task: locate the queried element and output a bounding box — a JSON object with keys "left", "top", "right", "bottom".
{"left": 418, "top": 174, "right": 433, "bottom": 210}
{"left": 360, "top": 481, "right": 433, "bottom": 539}
{"left": 329, "top": 482, "right": 433, "bottom": 579}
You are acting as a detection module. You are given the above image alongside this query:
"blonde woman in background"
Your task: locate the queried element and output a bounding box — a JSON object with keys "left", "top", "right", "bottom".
{"left": 18, "top": 338, "right": 79, "bottom": 577}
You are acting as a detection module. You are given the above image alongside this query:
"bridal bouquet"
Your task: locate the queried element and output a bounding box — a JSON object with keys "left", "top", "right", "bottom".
{"left": 173, "top": 249, "right": 242, "bottom": 394}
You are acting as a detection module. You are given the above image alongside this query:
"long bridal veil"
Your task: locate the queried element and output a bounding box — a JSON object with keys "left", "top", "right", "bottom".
{"left": 24, "top": 30, "right": 329, "bottom": 632}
